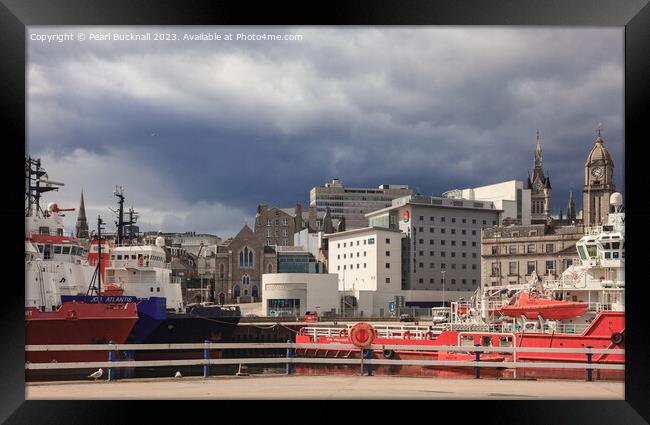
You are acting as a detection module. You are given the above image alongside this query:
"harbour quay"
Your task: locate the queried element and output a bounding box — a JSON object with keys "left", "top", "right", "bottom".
{"left": 26, "top": 375, "right": 624, "bottom": 400}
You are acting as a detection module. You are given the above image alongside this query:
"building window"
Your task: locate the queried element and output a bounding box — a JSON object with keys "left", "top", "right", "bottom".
{"left": 242, "top": 275, "right": 250, "bottom": 285}
{"left": 482, "top": 220, "right": 487, "bottom": 225}
{"left": 461, "top": 241, "right": 466, "bottom": 247}
{"left": 419, "top": 239, "right": 424, "bottom": 244}
{"left": 239, "top": 247, "right": 253, "bottom": 268}
{"left": 267, "top": 219, "right": 272, "bottom": 226}
{"left": 233, "top": 285, "right": 241, "bottom": 298}
{"left": 386, "top": 277, "right": 391, "bottom": 283}
{"left": 441, "top": 252, "right": 446, "bottom": 257}
{"left": 430, "top": 228, "right": 434, "bottom": 233}
{"left": 430, "top": 251, "right": 434, "bottom": 256}
{"left": 529, "top": 231, "right": 538, "bottom": 236}
{"left": 461, "top": 264, "right": 467, "bottom": 269}
{"left": 472, "top": 230, "right": 477, "bottom": 235}
{"left": 491, "top": 263, "right": 499, "bottom": 276}
{"left": 419, "top": 262, "right": 424, "bottom": 268}
{"left": 441, "top": 240, "right": 446, "bottom": 245}
{"left": 451, "top": 279, "right": 456, "bottom": 284}
{"left": 545, "top": 244, "right": 554, "bottom": 253}
{"left": 461, "top": 229, "right": 466, "bottom": 235}
{"left": 509, "top": 262, "right": 518, "bottom": 275}
{"left": 462, "top": 279, "right": 467, "bottom": 284}
{"left": 451, "top": 252, "right": 456, "bottom": 257}
{"left": 419, "top": 216, "right": 424, "bottom": 221}
{"left": 385, "top": 238, "right": 390, "bottom": 244}
{"left": 545, "top": 260, "right": 555, "bottom": 275}
{"left": 430, "top": 239, "right": 434, "bottom": 245}
{"left": 441, "top": 229, "right": 446, "bottom": 234}
{"left": 451, "top": 241, "right": 456, "bottom": 246}
{"left": 462, "top": 252, "right": 466, "bottom": 258}
{"left": 451, "top": 264, "right": 456, "bottom": 269}
{"left": 220, "top": 264, "right": 225, "bottom": 279}
{"left": 363, "top": 263, "right": 366, "bottom": 268}
{"left": 510, "top": 245, "right": 518, "bottom": 254}
{"left": 527, "top": 261, "right": 536, "bottom": 275}
{"left": 430, "top": 263, "right": 435, "bottom": 268}
{"left": 462, "top": 219, "right": 467, "bottom": 224}
{"left": 451, "top": 229, "right": 456, "bottom": 235}
{"left": 512, "top": 231, "right": 520, "bottom": 237}
{"left": 252, "top": 285, "right": 259, "bottom": 298}
{"left": 337, "top": 266, "right": 340, "bottom": 271}
{"left": 491, "top": 246, "right": 498, "bottom": 255}
{"left": 527, "top": 244, "right": 536, "bottom": 253}
{"left": 441, "top": 263, "right": 446, "bottom": 269}
{"left": 441, "top": 217, "right": 446, "bottom": 222}
{"left": 472, "top": 242, "right": 476, "bottom": 247}
{"left": 267, "top": 263, "right": 273, "bottom": 273}
{"left": 386, "top": 263, "right": 390, "bottom": 269}
{"left": 472, "top": 219, "right": 477, "bottom": 224}
{"left": 472, "top": 264, "right": 477, "bottom": 269}
{"left": 430, "top": 217, "right": 435, "bottom": 222}
{"left": 472, "top": 279, "right": 477, "bottom": 285}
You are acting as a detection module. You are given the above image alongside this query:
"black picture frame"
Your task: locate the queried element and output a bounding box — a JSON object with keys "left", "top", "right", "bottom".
{"left": 1, "top": 0, "right": 648, "bottom": 423}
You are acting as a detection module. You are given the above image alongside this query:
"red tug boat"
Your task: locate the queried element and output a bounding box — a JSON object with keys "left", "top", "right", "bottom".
{"left": 295, "top": 193, "right": 626, "bottom": 381}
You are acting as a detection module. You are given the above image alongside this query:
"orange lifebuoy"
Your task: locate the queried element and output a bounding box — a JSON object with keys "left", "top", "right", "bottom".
{"left": 350, "top": 322, "right": 376, "bottom": 348}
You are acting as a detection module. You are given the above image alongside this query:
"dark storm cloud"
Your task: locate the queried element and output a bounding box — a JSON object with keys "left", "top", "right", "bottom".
{"left": 28, "top": 27, "right": 623, "bottom": 236}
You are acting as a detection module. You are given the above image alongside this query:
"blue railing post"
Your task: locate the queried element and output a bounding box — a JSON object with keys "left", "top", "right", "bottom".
{"left": 367, "top": 347, "right": 373, "bottom": 376}
{"left": 586, "top": 345, "right": 593, "bottom": 382}
{"left": 286, "top": 339, "right": 293, "bottom": 375}
{"left": 203, "top": 339, "right": 210, "bottom": 378}
{"left": 108, "top": 340, "right": 115, "bottom": 381}
{"left": 475, "top": 344, "right": 481, "bottom": 379}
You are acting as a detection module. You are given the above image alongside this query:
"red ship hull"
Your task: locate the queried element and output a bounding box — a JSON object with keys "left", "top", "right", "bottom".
{"left": 294, "top": 312, "right": 624, "bottom": 381}
{"left": 25, "top": 302, "right": 138, "bottom": 364}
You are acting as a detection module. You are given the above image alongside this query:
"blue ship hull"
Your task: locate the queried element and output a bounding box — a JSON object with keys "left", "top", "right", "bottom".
{"left": 60, "top": 296, "right": 240, "bottom": 344}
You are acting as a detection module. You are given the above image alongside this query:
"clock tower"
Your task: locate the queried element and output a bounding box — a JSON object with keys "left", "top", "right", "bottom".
{"left": 526, "top": 130, "right": 552, "bottom": 223}
{"left": 583, "top": 125, "right": 615, "bottom": 226}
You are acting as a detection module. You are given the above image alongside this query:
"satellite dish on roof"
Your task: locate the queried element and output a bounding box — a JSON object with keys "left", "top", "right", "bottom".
{"left": 610, "top": 192, "right": 623, "bottom": 207}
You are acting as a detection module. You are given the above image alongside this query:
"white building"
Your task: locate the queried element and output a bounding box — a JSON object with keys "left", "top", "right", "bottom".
{"left": 262, "top": 273, "right": 339, "bottom": 317}
{"left": 327, "top": 226, "right": 468, "bottom": 317}
{"left": 443, "top": 180, "right": 531, "bottom": 225}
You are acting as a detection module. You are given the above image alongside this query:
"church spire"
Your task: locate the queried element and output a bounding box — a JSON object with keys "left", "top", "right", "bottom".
{"left": 567, "top": 190, "right": 576, "bottom": 222}
{"left": 534, "top": 129, "right": 543, "bottom": 169}
{"left": 75, "top": 189, "right": 89, "bottom": 239}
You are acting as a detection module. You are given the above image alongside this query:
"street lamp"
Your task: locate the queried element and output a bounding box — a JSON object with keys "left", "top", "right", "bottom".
{"left": 441, "top": 270, "right": 446, "bottom": 308}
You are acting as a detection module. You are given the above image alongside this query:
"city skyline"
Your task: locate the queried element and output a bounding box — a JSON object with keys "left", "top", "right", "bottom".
{"left": 28, "top": 27, "right": 624, "bottom": 238}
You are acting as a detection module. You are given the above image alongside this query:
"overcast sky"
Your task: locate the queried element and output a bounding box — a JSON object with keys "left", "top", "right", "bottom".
{"left": 27, "top": 26, "right": 624, "bottom": 238}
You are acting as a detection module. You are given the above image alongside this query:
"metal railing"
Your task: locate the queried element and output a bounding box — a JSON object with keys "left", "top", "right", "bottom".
{"left": 25, "top": 342, "right": 624, "bottom": 382}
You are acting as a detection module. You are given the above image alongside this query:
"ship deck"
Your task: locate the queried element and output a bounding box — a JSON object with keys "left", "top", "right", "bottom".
{"left": 26, "top": 374, "right": 624, "bottom": 400}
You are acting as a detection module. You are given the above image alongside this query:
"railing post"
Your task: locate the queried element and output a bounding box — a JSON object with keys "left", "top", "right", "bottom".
{"left": 367, "top": 347, "right": 373, "bottom": 376}
{"left": 586, "top": 345, "right": 593, "bottom": 382}
{"left": 360, "top": 349, "right": 364, "bottom": 376}
{"left": 108, "top": 340, "right": 116, "bottom": 381}
{"left": 203, "top": 339, "right": 210, "bottom": 378}
{"left": 286, "top": 339, "right": 293, "bottom": 375}
{"left": 475, "top": 344, "right": 481, "bottom": 379}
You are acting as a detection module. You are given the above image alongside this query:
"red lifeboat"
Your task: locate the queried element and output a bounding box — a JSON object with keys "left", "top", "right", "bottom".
{"left": 499, "top": 292, "right": 588, "bottom": 320}
{"left": 100, "top": 283, "right": 125, "bottom": 297}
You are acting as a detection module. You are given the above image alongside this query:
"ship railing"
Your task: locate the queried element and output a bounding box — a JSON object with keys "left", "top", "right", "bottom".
{"left": 24, "top": 343, "right": 625, "bottom": 382}
{"left": 499, "top": 322, "right": 590, "bottom": 335}
{"left": 584, "top": 226, "right": 603, "bottom": 236}
{"left": 300, "top": 325, "right": 436, "bottom": 340}
{"left": 106, "top": 259, "right": 171, "bottom": 269}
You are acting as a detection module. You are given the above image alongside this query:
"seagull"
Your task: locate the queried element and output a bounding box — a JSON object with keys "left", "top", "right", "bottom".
{"left": 174, "top": 371, "right": 182, "bottom": 378}
{"left": 89, "top": 368, "right": 103, "bottom": 380}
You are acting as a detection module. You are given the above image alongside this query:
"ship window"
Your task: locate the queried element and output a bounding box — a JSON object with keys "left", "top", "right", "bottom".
{"left": 62, "top": 246, "right": 71, "bottom": 255}
{"left": 577, "top": 246, "right": 587, "bottom": 261}
{"left": 604, "top": 252, "right": 611, "bottom": 259}
{"left": 612, "top": 252, "right": 619, "bottom": 259}
{"left": 117, "top": 255, "right": 123, "bottom": 260}
{"left": 157, "top": 288, "right": 160, "bottom": 292}
{"left": 150, "top": 287, "right": 154, "bottom": 292}
{"left": 612, "top": 242, "right": 620, "bottom": 249}
{"left": 71, "top": 246, "right": 78, "bottom": 256}
{"left": 37, "top": 244, "right": 44, "bottom": 253}
{"left": 53, "top": 246, "right": 62, "bottom": 254}
{"left": 586, "top": 245, "right": 597, "bottom": 259}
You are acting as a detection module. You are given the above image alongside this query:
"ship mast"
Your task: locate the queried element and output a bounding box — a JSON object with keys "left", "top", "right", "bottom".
{"left": 87, "top": 215, "right": 105, "bottom": 296}
{"left": 25, "top": 156, "right": 62, "bottom": 217}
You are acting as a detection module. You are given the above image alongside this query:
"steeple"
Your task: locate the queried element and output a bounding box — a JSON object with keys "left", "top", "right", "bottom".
{"left": 534, "top": 129, "right": 543, "bottom": 169}
{"left": 567, "top": 190, "right": 576, "bottom": 221}
{"left": 75, "top": 189, "right": 89, "bottom": 239}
